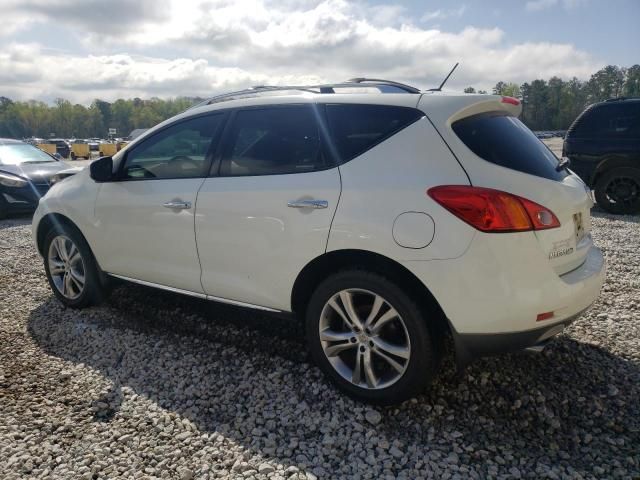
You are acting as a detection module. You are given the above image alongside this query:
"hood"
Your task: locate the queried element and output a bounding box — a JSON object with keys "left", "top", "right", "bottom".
{"left": 0, "top": 161, "right": 67, "bottom": 184}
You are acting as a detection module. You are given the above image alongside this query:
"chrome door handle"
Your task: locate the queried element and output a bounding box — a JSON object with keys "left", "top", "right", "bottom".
{"left": 287, "top": 199, "right": 328, "bottom": 209}
{"left": 163, "top": 200, "right": 192, "bottom": 210}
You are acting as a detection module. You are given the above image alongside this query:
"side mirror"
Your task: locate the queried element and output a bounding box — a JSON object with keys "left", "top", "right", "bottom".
{"left": 89, "top": 156, "right": 114, "bottom": 182}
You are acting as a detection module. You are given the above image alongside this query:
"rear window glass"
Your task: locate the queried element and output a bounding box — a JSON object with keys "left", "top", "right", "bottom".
{"left": 453, "top": 112, "right": 567, "bottom": 181}
{"left": 570, "top": 103, "right": 640, "bottom": 139}
{"left": 326, "top": 104, "right": 424, "bottom": 164}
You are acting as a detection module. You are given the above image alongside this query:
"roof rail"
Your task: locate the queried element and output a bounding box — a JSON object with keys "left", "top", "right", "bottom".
{"left": 190, "top": 79, "right": 422, "bottom": 109}
{"left": 604, "top": 96, "right": 640, "bottom": 102}
{"left": 345, "top": 78, "right": 421, "bottom": 94}
{"left": 190, "top": 86, "right": 311, "bottom": 109}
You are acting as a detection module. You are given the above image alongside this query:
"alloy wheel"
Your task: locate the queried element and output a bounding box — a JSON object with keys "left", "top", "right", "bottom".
{"left": 319, "top": 288, "right": 411, "bottom": 390}
{"left": 48, "top": 235, "right": 86, "bottom": 300}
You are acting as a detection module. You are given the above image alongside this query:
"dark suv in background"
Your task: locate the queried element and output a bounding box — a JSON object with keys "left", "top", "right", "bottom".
{"left": 563, "top": 98, "right": 640, "bottom": 214}
{"left": 48, "top": 139, "right": 71, "bottom": 158}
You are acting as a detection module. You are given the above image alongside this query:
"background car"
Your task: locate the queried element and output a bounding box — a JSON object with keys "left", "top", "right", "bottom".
{"left": 563, "top": 97, "right": 640, "bottom": 214}
{"left": 87, "top": 139, "right": 101, "bottom": 152}
{"left": 0, "top": 139, "right": 70, "bottom": 219}
{"left": 47, "top": 138, "right": 71, "bottom": 158}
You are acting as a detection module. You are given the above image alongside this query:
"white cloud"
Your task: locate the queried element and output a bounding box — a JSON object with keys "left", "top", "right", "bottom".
{"left": 525, "top": 0, "right": 587, "bottom": 12}
{"left": 0, "top": 0, "right": 601, "bottom": 104}
{"left": 421, "top": 6, "right": 467, "bottom": 22}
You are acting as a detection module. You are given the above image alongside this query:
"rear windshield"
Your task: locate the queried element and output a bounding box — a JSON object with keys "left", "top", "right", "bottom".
{"left": 452, "top": 112, "right": 567, "bottom": 181}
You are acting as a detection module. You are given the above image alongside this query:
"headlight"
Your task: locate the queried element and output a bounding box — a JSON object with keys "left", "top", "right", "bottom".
{"left": 0, "top": 172, "right": 28, "bottom": 188}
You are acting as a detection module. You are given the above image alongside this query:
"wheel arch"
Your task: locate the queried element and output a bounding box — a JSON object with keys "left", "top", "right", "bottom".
{"left": 591, "top": 155, "right": 640, "bottom": 187}
{"left": 291, "top": 249, "right": 450, "bottom": 336}
{"left": 36, "top": 213, "right": 86, "bottom": 257}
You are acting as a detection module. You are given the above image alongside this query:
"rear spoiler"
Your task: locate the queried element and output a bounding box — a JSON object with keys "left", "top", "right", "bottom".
{"left": 419, "top": 94, "right": 522, "bottom": 127}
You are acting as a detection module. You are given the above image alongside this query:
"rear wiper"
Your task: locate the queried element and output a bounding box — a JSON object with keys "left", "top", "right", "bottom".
{"left": 556, "top": 156, "right": 571, "bottom": 172}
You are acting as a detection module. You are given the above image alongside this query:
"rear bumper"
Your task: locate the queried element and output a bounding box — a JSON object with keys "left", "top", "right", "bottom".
{"left": 402, "top": 232, "right": 605, "bottom": 361}
{"left": 450, "top": 306, "right": 587, "bottom": 366}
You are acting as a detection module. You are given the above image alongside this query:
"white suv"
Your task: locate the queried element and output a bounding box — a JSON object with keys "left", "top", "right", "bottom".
{"left": 32, "top": 80, "right": 605, "bottom": 404}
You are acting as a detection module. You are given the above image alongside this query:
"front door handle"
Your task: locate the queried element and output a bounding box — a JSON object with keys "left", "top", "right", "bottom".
{"left": 287, "top": 199, "right": 328, "bottom": 209}
{"left": 163, "top": 200, "right": 192, "bottom": 210}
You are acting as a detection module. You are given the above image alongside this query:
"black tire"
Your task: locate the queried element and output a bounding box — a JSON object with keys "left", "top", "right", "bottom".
{"left": 43, "top": 222, "right": 106, "bottom": 308}
{"left": 306, "top": 270, "right": 440, "bottom": 405}
{"left": 70, "top": 152, "right": 76, "bottom": 160}
{"left": 0, "top": 195, "right": 8, "bottom": 220}
{"left": 594, "top": 167, "right": 640, "bottom": 214}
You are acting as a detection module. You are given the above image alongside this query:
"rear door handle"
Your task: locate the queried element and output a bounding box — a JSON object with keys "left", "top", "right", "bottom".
{"left": 287, "top": 199, "right": 328, "bottom": 209}
{"left": 163, "top": 200, "right": 192, "bottom": 210}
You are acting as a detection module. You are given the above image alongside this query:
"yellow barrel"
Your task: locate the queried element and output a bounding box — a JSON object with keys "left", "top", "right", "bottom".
{"left": 70, "top": 143, "right": 90, "bottom": 159}
{"left": 99, "top": 143, "right": 118, "bottom": 157}
{"left": 36, "top": 144, "right": 57, "bottom": 155}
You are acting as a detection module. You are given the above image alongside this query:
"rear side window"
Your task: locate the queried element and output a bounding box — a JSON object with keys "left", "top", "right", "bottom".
{"left": 326, "top": 104, "right": 424, "bottom": 164}
{"left": 220, "top": 106, "right": 327, "bottom": 176}
{"left": 453, "top": 112, "right": 567, "bottom": 181}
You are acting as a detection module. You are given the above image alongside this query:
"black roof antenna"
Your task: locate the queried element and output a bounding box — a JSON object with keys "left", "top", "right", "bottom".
{"left": 428, "top": 63, "right": 459, "bottom": 92}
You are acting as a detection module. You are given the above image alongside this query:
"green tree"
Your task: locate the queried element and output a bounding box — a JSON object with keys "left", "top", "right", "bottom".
{"left": 586, "top": 65, "right": 625, "bottom": 102}
{"left": 501, "top": 83, "right": 521, "bottom": 98}
{"left": 492, "top": 81, "right": 507, "bottom": 95}
{"left": 623, "top": 65, "right": 640, "bottom": 97}
{"left": 546, "top": 76, "right": 564, "bottom": 129}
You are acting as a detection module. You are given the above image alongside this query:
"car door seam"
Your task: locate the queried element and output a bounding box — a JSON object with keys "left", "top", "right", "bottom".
{"left": 325, "top": 165, "right": 343, "bottom": 253}
{"left": 193, "top": 177, "right": 208, "bottom": 294}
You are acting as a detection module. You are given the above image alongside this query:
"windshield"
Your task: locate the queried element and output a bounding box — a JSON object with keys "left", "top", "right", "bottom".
{"left": 0, "top": 144, "right": 57, "bottom": 165}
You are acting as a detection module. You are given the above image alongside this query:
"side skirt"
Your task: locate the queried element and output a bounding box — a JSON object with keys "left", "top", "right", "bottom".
{"left": 108, "top": 273, "right": 283, "bottom": 313}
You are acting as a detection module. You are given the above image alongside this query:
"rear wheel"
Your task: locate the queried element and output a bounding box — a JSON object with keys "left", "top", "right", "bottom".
{"left": 306, "top": 270, "right": 439, "bottom": 404}
{"left": 594, "top": 167, "right": 640, "bottom": 214}
{"left": 70, "top": 152, "right": 76, "bottom": 160}
{"left": 43, "top": 224, "right": 105, "bottom": 308}
{"left": 0, "top": 195, "right": 8, "bottom": 219}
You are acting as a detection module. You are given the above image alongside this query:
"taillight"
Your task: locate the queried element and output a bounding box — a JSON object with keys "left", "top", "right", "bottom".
{"left": 427, "top": 185, "right": 560, "bottom": 233}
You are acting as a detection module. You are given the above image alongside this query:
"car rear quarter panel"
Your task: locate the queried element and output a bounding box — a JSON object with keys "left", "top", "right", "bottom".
{"left": 327, "top": 116, "right": 475, "bottom": 261}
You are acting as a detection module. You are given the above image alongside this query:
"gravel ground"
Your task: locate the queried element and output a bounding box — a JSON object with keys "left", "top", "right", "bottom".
{"left": 1, "top": 210, "right": 639, "bottom": 480}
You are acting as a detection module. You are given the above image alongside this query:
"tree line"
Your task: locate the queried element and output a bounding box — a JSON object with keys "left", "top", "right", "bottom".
{"left": 465, "top": 65, "right": 639, "bottom": 131}
{"left": 0, "top": 97, "right": 196, "bottom": 140}
{"left": 0, "top": 65, "right": 638, "bottom": 139}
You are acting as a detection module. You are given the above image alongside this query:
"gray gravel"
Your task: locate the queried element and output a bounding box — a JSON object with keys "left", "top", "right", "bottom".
{"left": 1, "top": 209, "right": 639, "bottom": 479}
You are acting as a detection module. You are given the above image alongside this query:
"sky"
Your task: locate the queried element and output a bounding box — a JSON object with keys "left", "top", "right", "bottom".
{"left": 0, "top": 0, "right": 638, "bottom": 104}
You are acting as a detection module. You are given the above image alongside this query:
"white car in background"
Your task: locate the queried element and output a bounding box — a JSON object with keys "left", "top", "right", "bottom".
{"left": 32, "top": 80, "right": 605, "bottom": 404}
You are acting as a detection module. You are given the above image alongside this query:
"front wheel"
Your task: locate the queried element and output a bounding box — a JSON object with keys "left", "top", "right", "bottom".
{"left": 306, "top": 270, "right": 440, "bottom": 404}
{"left": 43, "top": 224, "right": 106, "bottom": 308}
{"left": 594, "top": 167, "right": 640, "bottom": 214}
